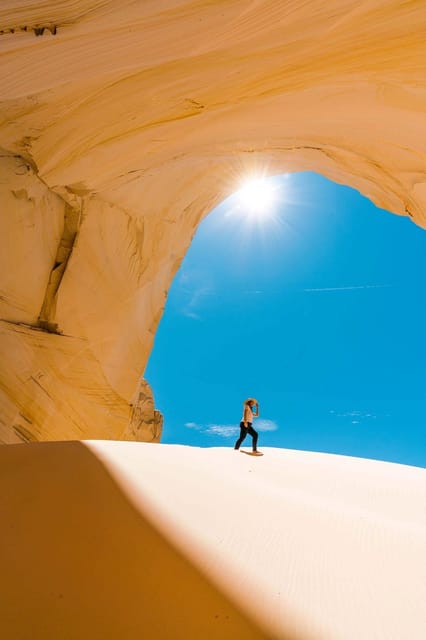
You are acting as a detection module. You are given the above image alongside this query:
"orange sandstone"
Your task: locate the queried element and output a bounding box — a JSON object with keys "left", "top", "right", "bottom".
{"left": 1, "top": 1, "right": 426, "bottom": 441}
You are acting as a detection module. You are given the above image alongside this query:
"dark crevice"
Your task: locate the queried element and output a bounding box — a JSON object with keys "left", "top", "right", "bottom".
{"left": 1, "top": 150, "right": 83, "bottom": 334}
{"left": 0, "top": 24, "right": 59, "bottom": 37}
{"left": 12, "top": 425, "right": 37, "bottom": 443}
{"left": 0, "top": 318, "right": 72, "bottom": 337}
{"left": 38, "top": 202, "right": 82, "bottom": 333}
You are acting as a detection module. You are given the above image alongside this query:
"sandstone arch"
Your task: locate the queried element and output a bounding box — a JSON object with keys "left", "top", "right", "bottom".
{"left": 1, "top": 1, "right": 425, "bottom": 442}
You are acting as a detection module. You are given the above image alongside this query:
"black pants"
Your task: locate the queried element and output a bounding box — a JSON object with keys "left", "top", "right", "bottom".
{"left": 234, "top": 422, "right": 258, "bottom": 451}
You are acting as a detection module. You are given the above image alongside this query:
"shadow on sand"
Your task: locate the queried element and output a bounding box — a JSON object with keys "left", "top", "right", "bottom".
{"left": 0, "top": 441, "right": 290, "bottom": 639}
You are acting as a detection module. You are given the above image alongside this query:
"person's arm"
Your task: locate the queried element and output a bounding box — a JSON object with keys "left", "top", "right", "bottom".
{"left": 253, "top": 402, "right": 260, "bottom": 418}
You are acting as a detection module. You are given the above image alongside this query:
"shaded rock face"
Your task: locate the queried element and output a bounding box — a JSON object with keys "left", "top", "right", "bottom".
{"left": 0, "top": 150, "right": 163, "bottom": 443}
{"left": 1, "top": 1, "right": 426, "bottom": 443}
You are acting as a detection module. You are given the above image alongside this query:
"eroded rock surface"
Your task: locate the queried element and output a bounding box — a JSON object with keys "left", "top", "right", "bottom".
{"left": 1, "top": 1, "right": 426, "bottom": 442}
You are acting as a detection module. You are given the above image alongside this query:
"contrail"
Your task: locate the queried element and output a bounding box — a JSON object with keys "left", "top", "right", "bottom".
{"left": 304, "top": 284, "right": 392, "bottom": 292}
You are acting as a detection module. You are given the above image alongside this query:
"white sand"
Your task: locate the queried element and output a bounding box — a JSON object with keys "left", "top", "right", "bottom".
{"left": 1, "top": 441, "right": 425, "bottom": 639}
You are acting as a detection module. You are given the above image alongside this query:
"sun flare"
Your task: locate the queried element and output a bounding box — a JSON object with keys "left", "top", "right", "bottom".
{"left": 235, "top": 177, "right": 279, "bottom": 220}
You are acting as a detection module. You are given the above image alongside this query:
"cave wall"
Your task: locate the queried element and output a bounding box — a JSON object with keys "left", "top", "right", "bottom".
{"left": 1, "top": 0, "right": 425, "bottom": 442}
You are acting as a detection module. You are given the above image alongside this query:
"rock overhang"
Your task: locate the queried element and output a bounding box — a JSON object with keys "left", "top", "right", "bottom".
{"left": 1, "top": 0, "right": 425, "bottom": 442}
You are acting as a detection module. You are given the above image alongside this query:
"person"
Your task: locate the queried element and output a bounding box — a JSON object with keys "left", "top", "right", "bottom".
{"left": 234, "top": 398, "right": 260, "bottom": 452}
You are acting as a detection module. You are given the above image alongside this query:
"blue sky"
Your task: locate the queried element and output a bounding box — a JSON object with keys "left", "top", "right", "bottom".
{"left": 146, "top": 172, "right": 426, "bottom": 468}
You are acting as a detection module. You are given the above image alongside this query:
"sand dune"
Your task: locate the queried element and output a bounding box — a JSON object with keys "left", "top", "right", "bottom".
{"left": 1, "top": 441, "right": 425, "bottom": 639}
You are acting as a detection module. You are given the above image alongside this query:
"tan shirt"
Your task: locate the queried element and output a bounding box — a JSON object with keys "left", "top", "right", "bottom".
{"left": 242, "top": 405, "right": 254, "bottom": 424}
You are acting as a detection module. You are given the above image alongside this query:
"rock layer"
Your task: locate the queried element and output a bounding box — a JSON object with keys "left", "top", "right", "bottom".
{"left": 1, "top": 1, "right": 426, "bottom": 441}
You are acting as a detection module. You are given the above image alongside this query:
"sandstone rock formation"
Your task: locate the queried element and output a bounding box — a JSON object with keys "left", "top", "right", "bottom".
{"left": 1, "top": 1, "right": 426, "bottom": 442}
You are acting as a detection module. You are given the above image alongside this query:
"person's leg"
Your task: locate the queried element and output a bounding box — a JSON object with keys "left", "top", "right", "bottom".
{"left": 247, "top": 425, "right": 259, "bottom": 452}
{"left": 234, "top": 422, "right": 248, "bottom": 450}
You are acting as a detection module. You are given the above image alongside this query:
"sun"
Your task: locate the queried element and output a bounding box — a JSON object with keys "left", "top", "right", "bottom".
{"left": 235, "top": 177, "right": 278, "bottom": 220}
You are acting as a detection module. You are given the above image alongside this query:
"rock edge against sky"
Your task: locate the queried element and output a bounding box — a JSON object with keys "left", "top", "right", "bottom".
{"left": 1, "top": 1, "right": 426, "bottom": 442}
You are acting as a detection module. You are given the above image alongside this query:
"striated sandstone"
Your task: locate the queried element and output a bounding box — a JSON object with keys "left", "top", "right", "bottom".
{"left": 1, "top": 1, "right": 426, "bottom": 441}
